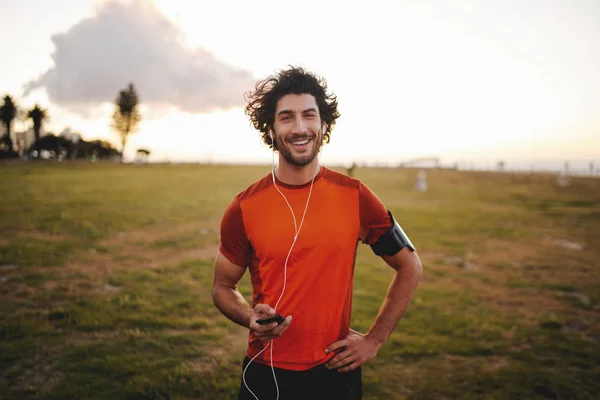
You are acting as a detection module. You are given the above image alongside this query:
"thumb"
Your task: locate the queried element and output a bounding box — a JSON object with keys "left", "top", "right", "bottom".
{"left": 325, "top": 338, "right": 347, "bottom": 354}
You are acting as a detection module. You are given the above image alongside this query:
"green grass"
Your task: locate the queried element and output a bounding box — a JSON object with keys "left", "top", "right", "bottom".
{"left": 1, "top": 162, "right": 599, "bottom": 399}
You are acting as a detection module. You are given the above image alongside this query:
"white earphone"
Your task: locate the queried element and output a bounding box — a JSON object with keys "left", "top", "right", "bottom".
{"left": 243, "top": 128, "right": 321, "bottom": 400}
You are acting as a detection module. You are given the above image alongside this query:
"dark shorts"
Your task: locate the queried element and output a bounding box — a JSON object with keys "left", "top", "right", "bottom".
{"left": 238, "top": 357, "right": 362, "bottom": 400}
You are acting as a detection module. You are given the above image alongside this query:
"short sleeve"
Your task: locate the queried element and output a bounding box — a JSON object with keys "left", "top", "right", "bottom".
{"left": 219, "top": 196, "right": 252, "bottom": 267}
{"left": 358, "top": 182, "right": 392, "bottom": 245}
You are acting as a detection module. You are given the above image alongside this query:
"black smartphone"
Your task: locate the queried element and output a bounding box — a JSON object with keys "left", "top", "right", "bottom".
{"left": 256, "top": 314, "right": 285, "bottom": 325}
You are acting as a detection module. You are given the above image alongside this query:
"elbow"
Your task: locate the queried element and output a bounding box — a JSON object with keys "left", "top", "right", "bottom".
{"left": 392, "top": 252, "right": 423, "bottom": 284}
{"left": 385, "top": 249, "right": 423, "bottom": 281}
{"left": 407, "top": 250, "right": 423, "bottom": 283}
{"left": 212, "top": 280, "right": 234, "bottom": 309}
{"left": 211, "top": 282, "right": 221, "bottom": 307}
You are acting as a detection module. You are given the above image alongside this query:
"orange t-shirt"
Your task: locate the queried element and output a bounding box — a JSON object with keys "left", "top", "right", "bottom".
{"left": 219, "top": 167, "right": 392, "bottom": 370}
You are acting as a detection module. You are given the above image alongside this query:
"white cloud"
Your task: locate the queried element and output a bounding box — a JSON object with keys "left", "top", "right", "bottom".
{"left": 23, "top": 0, "right": 254, "bottom": 114}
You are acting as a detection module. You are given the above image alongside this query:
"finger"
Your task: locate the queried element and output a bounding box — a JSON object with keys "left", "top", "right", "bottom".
{"left": 256, "top": 314, "right": 291, "bottom": 332}
{"left": 257, "top": 330, "right": 284, "bottom": 342}
{"left": 325, "top": 348, "right": 352, "bottom": 368}
{"left": 255, "top": 316, "right": 292, "bottom": 340}
{"left": 258, "top": 334, "right": 277, "bottom": 342}
{"left": 254, "top": 328, "right": 278, "bottom": 341}
{"left": 270, "top": 316, "right": 292, "bottom": 336}
{"left": 337, "top": 360, "right": 360, "bottom": 372}
{"left": 257, "top": 317, "right": 291, "bottom": 340}
{"left": 249, "top": 305, "right": 278, "bottom": 330}
{"left": 327, "top": 351, "right": 353, "bottom": 369}
{"left": 252, "top": 320, "right": 279, "bottom": 332}
{"left": 325, "top": 339, "right": 347, "bottom": 355}
{"left": 254, "top": 304, "right": 275, "bottom": 315}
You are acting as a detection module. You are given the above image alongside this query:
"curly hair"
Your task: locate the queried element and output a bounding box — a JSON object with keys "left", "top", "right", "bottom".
{"left": 244, "top": 66, "right": 340, "bottom": 149}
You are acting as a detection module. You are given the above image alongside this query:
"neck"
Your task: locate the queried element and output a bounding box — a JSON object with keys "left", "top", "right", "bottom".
{"left": 275, "top": 156, "right": 320, "bottom": 186}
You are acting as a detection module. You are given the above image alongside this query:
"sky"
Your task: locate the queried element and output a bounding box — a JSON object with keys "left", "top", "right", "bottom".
{"left": 0, "top": 0, "right": 598, "bottom": 169}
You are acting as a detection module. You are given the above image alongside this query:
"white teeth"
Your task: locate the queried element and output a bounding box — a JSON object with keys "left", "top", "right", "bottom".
{"left": 292, "top": 139, "right": 309, "bottom": 145}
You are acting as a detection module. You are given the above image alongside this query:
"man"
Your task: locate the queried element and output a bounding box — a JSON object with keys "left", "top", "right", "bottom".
{"left": 212, "top": 66, "right": 422, "bottom": 400}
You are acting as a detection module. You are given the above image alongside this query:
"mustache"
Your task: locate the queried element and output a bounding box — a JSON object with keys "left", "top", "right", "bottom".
{"left": 285, "top": 134, "right": 316, "bottom": 142}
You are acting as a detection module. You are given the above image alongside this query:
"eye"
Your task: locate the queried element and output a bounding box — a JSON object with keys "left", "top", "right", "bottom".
{"left": 280, "top": 116, "right": 291, "bottom": 122}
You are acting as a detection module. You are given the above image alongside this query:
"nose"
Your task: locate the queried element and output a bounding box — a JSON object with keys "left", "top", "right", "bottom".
{"left": 292, "top": 115, "right": 307, "bottom": 135}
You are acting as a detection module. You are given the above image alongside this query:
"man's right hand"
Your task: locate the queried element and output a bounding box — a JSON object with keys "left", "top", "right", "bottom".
{"left": 249, "top": 304, "right": 292, "bottom": 342}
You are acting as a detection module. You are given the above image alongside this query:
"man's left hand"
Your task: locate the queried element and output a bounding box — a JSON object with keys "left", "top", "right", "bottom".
{"left": 324, "top": 329, "right": 380, "bottom": 372}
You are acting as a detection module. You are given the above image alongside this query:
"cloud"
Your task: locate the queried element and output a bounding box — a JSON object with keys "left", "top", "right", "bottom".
{"left": 23, "top": 0, "right": 254, "bottom": 114}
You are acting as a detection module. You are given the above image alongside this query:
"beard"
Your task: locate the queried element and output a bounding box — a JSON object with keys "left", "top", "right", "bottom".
{"left": 276, "top": 132, "right": 321, "bottom": 167}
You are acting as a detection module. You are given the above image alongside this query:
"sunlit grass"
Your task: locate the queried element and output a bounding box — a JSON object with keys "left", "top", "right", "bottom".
{"left": 0, "top": 161, "right": 599, "bottom": 399}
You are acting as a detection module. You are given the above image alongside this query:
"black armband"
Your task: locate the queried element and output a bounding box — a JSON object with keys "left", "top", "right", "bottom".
{"left": 370, "top": 211, "right": 416, "bottom": 256}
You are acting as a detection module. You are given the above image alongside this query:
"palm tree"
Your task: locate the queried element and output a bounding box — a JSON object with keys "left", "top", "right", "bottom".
{"left": 27, "top": 104, "right": 48, "bottom": 143}
{"left": 112, "top": 83, "right": 141, "bottom": 162}
{"left": 0, "top": 95, "right": 17, "bottom": 152}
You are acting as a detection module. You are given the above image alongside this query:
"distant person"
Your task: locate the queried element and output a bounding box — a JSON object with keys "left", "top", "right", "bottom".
{"left": 415, "top": 169, "right": 428, "bottom": 192}
{"left": 347, "top": 162, "right": 357, "bottom": 177}
{"left": 212, "top": 66, "right": 423, "bottom": 400}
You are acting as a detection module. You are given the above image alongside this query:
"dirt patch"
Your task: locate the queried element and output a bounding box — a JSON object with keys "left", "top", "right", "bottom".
{"left": 1, "top": 344, "right": 64, "bottom": 397}
{"left": 187, "top": 327, "right": 248, "bottom": 374}
{"left": 104, "top": 283, "right": 121, "bottom": 294}
{"left": 100, "top": 220, "right": 220, "bottom": 248}
{"left": 40, "top": 222, "right": 221, "bottom": 299}
{"left": 68, "top": 327, "right": 147, "bottom": 345}
{"left": 421, "top": 234, "right": 599, "bottom": 328}
{"left": 0, "top": 225, "right": 219, "bottom": 307}
{"left": 18, "top": 231, "right": 71, "bottom": 242}
{"left": 545, "top": 237, "right": 584, "bottom": 251}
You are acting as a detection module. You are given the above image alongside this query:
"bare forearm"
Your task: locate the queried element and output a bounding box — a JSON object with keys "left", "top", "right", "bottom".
{"left": 212, "top": 285, "right": 253, "bottom": 328}
{"left": 367, "top": 259, "right": 422, "bottom": 345}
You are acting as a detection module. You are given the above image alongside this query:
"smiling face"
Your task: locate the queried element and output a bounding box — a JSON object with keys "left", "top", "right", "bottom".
{"left": 272, "top": 93, "right": 323, "bottom": 168}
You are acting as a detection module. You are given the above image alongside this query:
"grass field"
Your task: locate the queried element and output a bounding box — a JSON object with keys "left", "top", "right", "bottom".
{"left": 1, "top": 162, "right": 599, "bottom": 399}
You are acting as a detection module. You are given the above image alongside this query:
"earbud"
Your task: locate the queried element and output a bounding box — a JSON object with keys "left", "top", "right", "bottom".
{"left": 269, "top": 131, "right": 277, "bottom": 151}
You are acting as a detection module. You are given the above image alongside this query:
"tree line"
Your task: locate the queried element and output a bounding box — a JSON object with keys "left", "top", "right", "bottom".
{"left": 0, "top": 83, "right": 142, "bottom": 162}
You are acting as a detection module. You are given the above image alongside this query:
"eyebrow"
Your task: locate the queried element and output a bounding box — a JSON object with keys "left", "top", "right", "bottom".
{"left": 277, "top": 107, "right": 318, "bottom": 117}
